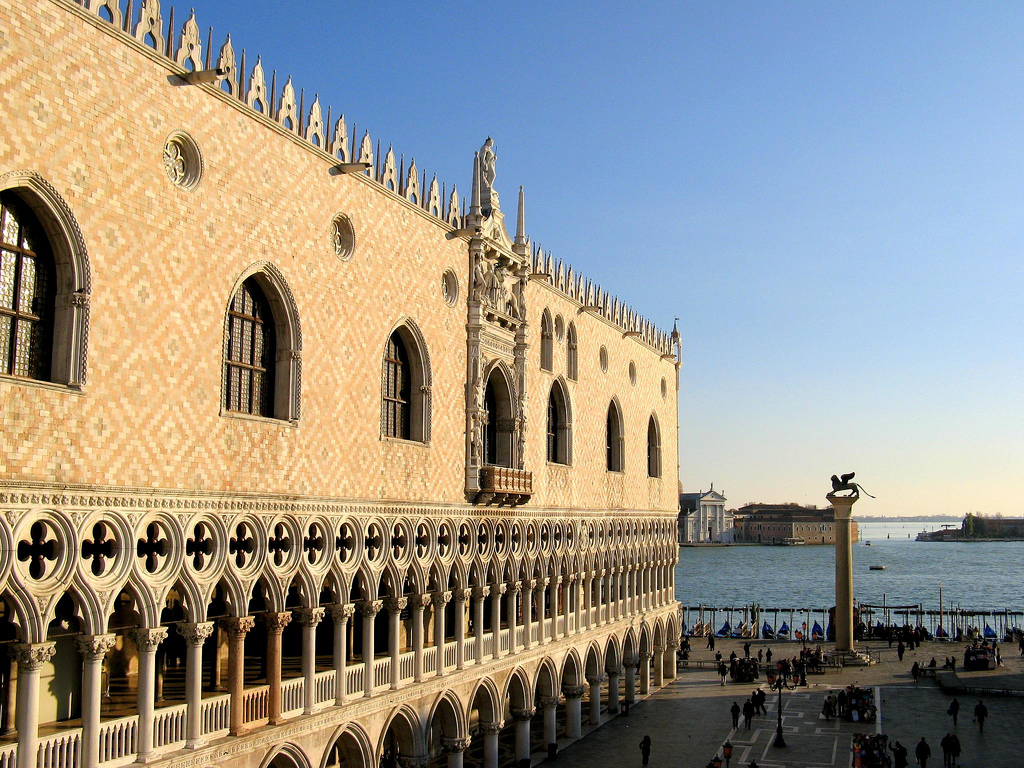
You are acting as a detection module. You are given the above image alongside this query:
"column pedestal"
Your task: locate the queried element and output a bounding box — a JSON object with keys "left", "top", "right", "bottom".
{"left": 829, "top": 493, "right": 858, "bottom": 653}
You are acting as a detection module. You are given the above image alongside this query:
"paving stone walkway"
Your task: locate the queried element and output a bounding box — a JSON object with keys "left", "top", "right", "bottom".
{"left": 553, "top": 638, "right": 1024, "bottom": 768}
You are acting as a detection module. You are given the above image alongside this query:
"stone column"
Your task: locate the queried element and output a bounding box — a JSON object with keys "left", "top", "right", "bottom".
{"left": 522, "top": 579, "right": 535, "bottom": 649}
{"left": 174, "top": 623, "right": 213, "bottom": 750}
{"left": 220, "top": 616, "right": 254, "bottom": 736}
{"left": 623, "top": 656, "right": 637, "bottom": 704}
{"left": 472, "top": 586, "right": 489, "bottom": 665}
{"left": 490, "top": 583, "right": 506, "bottom": 659}
{"left": 506, "top": 582, "right": 520, "bottom": 654}
{"left": 511, "top": 707, "right": 535, "bottom": 766}
{"left": 830, "top": 493, "right": 857, "bottom": 652}
{"left": 583, "top": 572, "right": 593, "bottom": 629}
{"left": 10, "top": 642, "right": 56, "bottom": 768}
{"left": 560, "top": 577, "right": 571, "bottom": 637}
{"left": 597, "top": 570, "right": 607, "bottom": 625}
{"left": 665, "top": 641, "right": 679, "bottom": 682}
{"left": 296, "top": 607, "right": 324, "bottom": 713}
{"left": 411, "top": 594, "right": 429, "bottom": 682}
{"left": 572, "top": 576, "right": 582, "bottom": 634}
{"left": 329, "top": 604, "right": 354, "bottom": 706}
{"left": 361, "top": 600, "right": 383, "bottom": 697}
{"left": 586, "top": 675, "right": 604, "bottom": 726}
{"left": 652, "top": 646, "right": 664, "bottom": 687}
{"left": 541, "top": 695, "right": 559, "bottom": 750}
{"left": 384, "top": 597, "right": 407, "bottom": 690}
{"left": 76, "top": 634, "right": 117, "bottom": 768}
{"left": 481, "top": 722, "right": 503, "bottom": 768}
{"left": 454, "top": 589, "right": 470, "bottom": 670}
{"left": 127, "top": 627, "right": 168, "bottom": 763}
{"left": 263, "top": 611, "right": 292, "bottom": 724}
{"left": 432, "top": 591, "right": 451, "bottom": 676}
{"left": 442, "top": 736, "right": 471, "bottom": 768}
{"left": 562, "top": 685, "right": 585, "bottom": 738}
{"left": 639, "top": 652, "right": 652, "bottom": 695}
{"left": 607, "top": 666, "right": 621, "bottom": 714}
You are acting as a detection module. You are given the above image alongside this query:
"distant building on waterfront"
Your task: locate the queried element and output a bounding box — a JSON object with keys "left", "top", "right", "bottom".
{"left": 733, "top": 503, "right": 859, "bottom": 545}
{"left": 679, "top": 486, "right": 732, "bottom": 543}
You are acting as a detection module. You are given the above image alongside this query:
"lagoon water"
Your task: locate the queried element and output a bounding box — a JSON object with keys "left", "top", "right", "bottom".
{"left": 675, "top": 521, "right": 1024, "bottom": 613}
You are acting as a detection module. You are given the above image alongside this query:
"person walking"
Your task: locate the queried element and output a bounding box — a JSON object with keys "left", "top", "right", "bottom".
{"left": 719, "top": 662, "right": 728, "bottom": 686}
{"left": 939, "top": 733, "right": 953, "bottom": 768}
{"left": 742, "top": 698, "right": 755, "bottom": 729}
{"left": 890, "top": 740, "right": 909, "bottom": 768}
{"left": 911, "top": 661, "right": 921, "bottom": 682}
{"left": 756, "top": 688, "right": 767, "bottom": 715}
{"left": 765, "top": 647, "right": 772, "bottom": 665}
{"left": 897, "top": 640, "right": 906, "bottom": 662}
{"left": 730, "top": 701, "right": 741, "bottom": 729}
{"left": 947, "top": 697, "right": 959, "bottom": 728}
{"left": 744, "top": 641, "right": 751, "bottom": 659}
{"left": 757, "top": 648, "right": 763, "bottom": 663}
{"left": 973, "top": 699, "right": 988, "bottom": 733}
{"left": 915, "top": 736, "right": 931, "bottom": 768}
{"left": 707, "top": 634, "right": 716, "bottom": 651}
{"left": 950, "top": 734, "right": 960, "bottom": 766}
{"left": 837, "top": 688, "right": 848, "bottom": 718}
{"left": 821, "top": 695, "right": 832, "bottom": 721}
{"left": 639, "top": 735, "right": 651, "bottom": 766}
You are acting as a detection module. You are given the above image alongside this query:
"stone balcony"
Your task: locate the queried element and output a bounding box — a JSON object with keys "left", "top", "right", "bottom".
{"left": 477, "top": 466, "right": 533, "bottom": 505}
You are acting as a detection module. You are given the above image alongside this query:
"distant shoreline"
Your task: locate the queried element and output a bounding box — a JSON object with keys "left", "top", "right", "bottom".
{"left": 858, "top": 516, "right": 962, "bottom": 522}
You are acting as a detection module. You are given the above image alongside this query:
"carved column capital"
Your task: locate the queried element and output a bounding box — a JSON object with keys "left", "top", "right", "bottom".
{"left": 606, "top": 665, "right": 623, "bottom": 677}
{"left": 127, "top": 626, "right": 168, "bottom": 653}
{"left": 479, "top": 721, "right": 504, "bottom": 735}
{"left": 431, "top": 591, "right": 452, "bottom": 607}
{"left": 491, "top": 582, "right": 507, "bottom": 596}
{"left": 551, "top": 575, "right": 563, "bottom": 586}
{"left": 220, "top": 616, "right": 256, "bottom": 638}
{"left": 586, "top": 674, "right": 606, "bottom": 686}
{"left": 454, "top": 588, "right": 472, "bottom": 603}
{"left": 540, "top": 695, "right": 561, "bottom": 709}
{"left": 296, "top": 607, "right": 326, "bottom": 627}
{"left": 442, "top": 736, "right": 472, "bottom": 754}
{"left": 75, "top": 633, "right": 117, "bottom": 660}
{"left": 383, "top": 597, "right": 408, "bottom": 614}
{"left": 328, "top": 603, "right": 355, "bottom": 621}
{"left": 623, "top": 655, "right": 639, "bottom": 668}
{"left": 9, "top": 641, "right": 56, "bottom": 670}
{"left": 522, "top": 578, "right": 536, "bottom": 591}
{"left": 360, "top": 600, "right": 384, "bottom": 618}
{"left": 562, "top": 684, "right": 587, "bottom": 700}
{"left": 507, "top": 581, "right": 522, "bottom": 594}
{"left": 410, "top": 593, "right": 432, "bottom": 609}
{"left": 396, "top": 757, "right": 429, "bottom": 768}
{"left": 175, "top": 622, "right": 214, "bottom": 646}
{"left": 472, "top": 585, "right": 491, "bottom": 600}
{"left": 262, "top": 611, "right": 293, "bottom": 634}
{"left": 535, "top": 577, "right": 550, "bottom": 588}
{"left": 510, "top": 706, "right": 536, "bottom": 721}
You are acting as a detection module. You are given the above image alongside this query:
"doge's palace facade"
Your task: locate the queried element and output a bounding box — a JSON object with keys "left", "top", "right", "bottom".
{"left": 0, "top": 2, "right": 682, "bottom": 767}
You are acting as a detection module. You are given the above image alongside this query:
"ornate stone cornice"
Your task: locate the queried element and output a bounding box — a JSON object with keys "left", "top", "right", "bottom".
{"left": 9, "top": 641, "right": 56, "bottom": 670}
{"left": 127, "top": 626, "right": 168, "bottom": 653}
{"left": 176, "top": 622, "right": 215, "bottom": 646}
{"left": 74, "top": 633, "right": 116, "bottom": 660}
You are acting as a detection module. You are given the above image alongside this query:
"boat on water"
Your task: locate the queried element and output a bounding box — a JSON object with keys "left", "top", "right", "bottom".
{"left": 781, "top": 537, "right": 806, "bottom": 546}
{"left": 869, "top": 565, "right": 885, "bottom": 571}
{"left": 864, "top": 541, "right": 872, "bottom": 546}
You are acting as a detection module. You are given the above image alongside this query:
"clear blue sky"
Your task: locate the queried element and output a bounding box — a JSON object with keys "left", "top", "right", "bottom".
{"left": 189, "top": 1, "right": 1023, "bottom": 516}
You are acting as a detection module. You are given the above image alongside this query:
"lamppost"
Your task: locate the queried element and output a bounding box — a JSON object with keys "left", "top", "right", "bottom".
{"left": 722, "top": 739, "right": 733, "bottom": 768}
{"left": 766, "top": 670, "right": 796, "bottom": 748}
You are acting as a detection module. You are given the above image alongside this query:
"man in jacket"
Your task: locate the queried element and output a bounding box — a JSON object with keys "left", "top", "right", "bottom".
{"left": 915, "top": 736, "right": 931, "bottom": 768}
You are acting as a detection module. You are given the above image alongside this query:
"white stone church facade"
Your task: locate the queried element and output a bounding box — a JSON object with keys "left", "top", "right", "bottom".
{"left": 0, "top": 2, "right": 683, "bottom": 767}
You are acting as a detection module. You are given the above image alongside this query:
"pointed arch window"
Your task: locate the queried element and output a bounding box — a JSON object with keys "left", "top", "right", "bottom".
{"left": 647, "top": 415, "right": 661, "bottom": 478}
{"left": 546, "top": 380, "right": 572, "bottom": 465}
{"left": 382, "top": 331, "right": 411, "bottom": 439}
{"left": 482, "top": 367, "right": 514, "bottom": 467}
{"left": 566, "top": 321, "right": 578, "bottom": 381}
{"left": 0, "top": 194, "right": 55, "bottom": 380}
{"left": 225, "top": 278, "right": 275, "bottom": 417}
{"left": 606, "top": 400, "right": 624, "bottom": 472}
{"left": 380, "top": 322, "right": 432, "bottom": 443}
{"left": 540, "top": 310, "right": 553, "bottom": 371}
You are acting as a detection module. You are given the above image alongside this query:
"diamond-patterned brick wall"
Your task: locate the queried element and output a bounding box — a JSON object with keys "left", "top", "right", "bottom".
{"left": 0, "top": 0, "right": 679, "bottom": 516}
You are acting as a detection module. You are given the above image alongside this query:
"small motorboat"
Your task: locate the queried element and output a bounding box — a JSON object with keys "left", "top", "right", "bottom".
{"left": 865, "top": 541, "right": 872, "bottom": 546}
{"left": 869, "top": 565, "right": 885, "bottom": 571}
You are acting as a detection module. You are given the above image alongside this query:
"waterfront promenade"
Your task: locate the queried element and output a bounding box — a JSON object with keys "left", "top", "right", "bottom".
{"left": 555, "top": 637, "right": 1024, "bottom": 767}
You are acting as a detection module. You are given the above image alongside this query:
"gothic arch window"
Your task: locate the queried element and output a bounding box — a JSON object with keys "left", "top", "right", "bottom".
{"left": 0, "top": 174, "right": 91, "bottom": 387}
{"left": 222, "top": 263, "right": 302, "bottom": 421}
{"left": 566, "top": 321, "right": 578, "bottom": 381}
{"left": 540, "top": 309, "right": 553, "bottom": 372}
{"left": 546, "top": 379, "right": 572, "bottom": 465}
{"left": 1, "top": 193, "right": 55, "bottom": 380}
{"left": 380, "top": 320, "right": 432, "bottom": 443}
{"left": 482, "top": 366, "right": 514, "bottom": 468}
{"left": 647, "top": 415, "right": 661, "bottom": 478}
{"left": 606, "top": 399, "right": 624, "bottom": 472}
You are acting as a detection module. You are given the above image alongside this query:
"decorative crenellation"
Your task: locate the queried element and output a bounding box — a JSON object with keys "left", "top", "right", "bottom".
{"left": 530, "top": 244, "right": 675, "bottom": 356}
{"left": 72, "top": 0, "right": 463, "bottom": 228}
